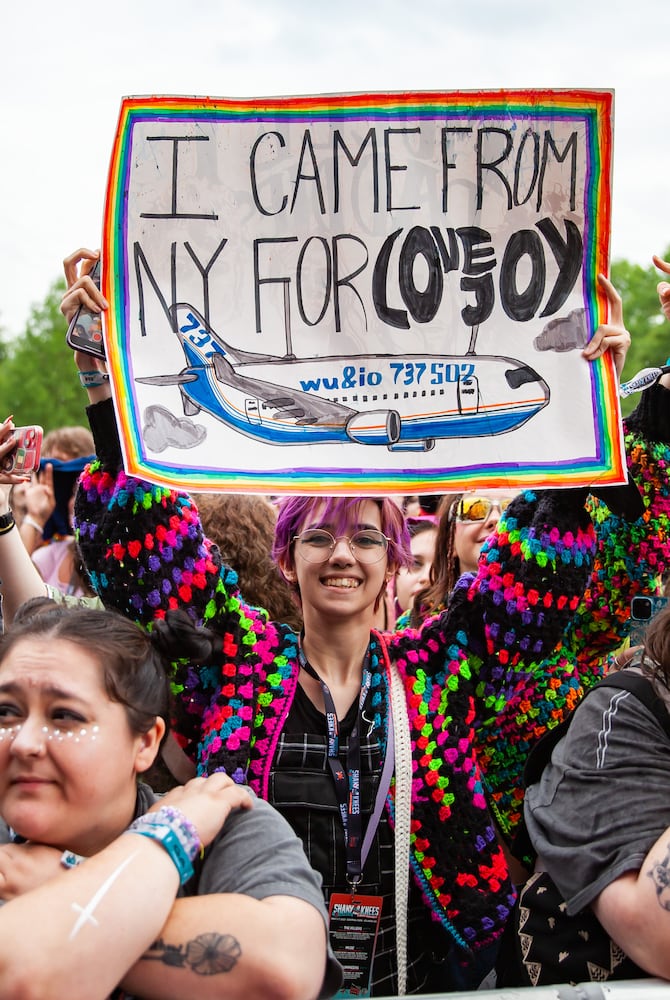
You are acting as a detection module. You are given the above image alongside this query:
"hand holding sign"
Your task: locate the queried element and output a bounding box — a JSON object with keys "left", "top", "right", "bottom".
{"left": 581, "top": 274, "right": 630, "bottom": 379}
{"left": 653, "top": 254, "right": 670, "bottom": 324}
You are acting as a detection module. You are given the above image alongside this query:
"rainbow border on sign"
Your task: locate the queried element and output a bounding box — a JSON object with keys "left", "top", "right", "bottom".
{"left": 101, "top": 89, "right": 622, "bottom": 495}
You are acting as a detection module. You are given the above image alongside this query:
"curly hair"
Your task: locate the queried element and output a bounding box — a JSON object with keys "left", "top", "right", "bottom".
{"left": 195, "top": 492, "right": 303, "bottom": 631}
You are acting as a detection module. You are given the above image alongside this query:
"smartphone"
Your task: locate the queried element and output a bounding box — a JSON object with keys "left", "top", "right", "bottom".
{"left": 630, "top": 594, "right": 670, "bottom": 645}
{"left": 1, "top": 425, "right": 43, "bottom": 475}
{"left": 66, "top": 259, "right": 106, "bottom": 359}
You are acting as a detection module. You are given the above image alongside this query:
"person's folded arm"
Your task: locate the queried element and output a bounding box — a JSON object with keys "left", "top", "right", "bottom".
{"left": 594, "top": 826, "right": 670, "bottom": 980}
{"left": 0, "top": 830, "right": 180, "bottom": 1000}
{"left": 120, "top": 893, "right": 328, "bottom": 1000}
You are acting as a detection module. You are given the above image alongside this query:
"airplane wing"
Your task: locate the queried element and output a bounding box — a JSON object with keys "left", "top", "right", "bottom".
{"left": 136, "top": 373, "right": 200, "bottom": 386}
{"left": 211, "top": 354, "right": 356, "bottom": 425}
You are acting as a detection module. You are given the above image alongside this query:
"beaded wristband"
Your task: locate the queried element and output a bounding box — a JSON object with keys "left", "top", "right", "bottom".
{"left": 78, "top": 370, "right": 110, "bottom": 389}
{"left": 126, "top": 805, "right": 201, "bottom": 885}
{"left": 0, "top": 510, "right": 15, "bottom": 535}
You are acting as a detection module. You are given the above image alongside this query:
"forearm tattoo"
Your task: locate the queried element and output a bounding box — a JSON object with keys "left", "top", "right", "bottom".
{"left": 647, "top": 842, "right": 670, "bottom": 911}
{"left": 143, "top": 932, "right": 242, "bottom": 975}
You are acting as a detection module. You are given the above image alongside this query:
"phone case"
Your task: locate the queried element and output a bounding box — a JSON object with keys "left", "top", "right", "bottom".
{"left": 65, "top": 259, "right": 106, "bottom": 359}
{"left": 1, "top": 425, "right": 43, "bottom": 474}
{"left": 66, "top": 307, "right": 106, "bottom": 358}
{"left": 630, "top": 595, "right": 669, "bottom": 645}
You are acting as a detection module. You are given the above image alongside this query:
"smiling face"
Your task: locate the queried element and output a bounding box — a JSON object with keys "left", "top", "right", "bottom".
{"left": 282, "top": 499, "right": 390, "bottom": 627}
{"left": 0, "top": 638, "right": 162, "bottom": 856}
{"left": 394, "top": 524, "right": 438, "bottom": 613}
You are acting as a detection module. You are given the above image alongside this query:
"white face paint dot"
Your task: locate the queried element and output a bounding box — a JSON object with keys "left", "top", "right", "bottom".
{"left": 0, "top": 722, "right": 101, "bottom": 745}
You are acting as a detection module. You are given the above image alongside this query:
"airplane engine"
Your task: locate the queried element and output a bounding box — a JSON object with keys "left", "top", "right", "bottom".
{"left": 345, "top": 410, "right": 401, "bottom": 446}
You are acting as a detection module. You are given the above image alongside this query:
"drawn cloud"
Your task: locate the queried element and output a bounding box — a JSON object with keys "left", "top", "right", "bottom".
{"left": 533, "top": 308, "right": 588, "bottom": 353}
{"left": 143, "top": 405, "right": 207, "bottom": 453}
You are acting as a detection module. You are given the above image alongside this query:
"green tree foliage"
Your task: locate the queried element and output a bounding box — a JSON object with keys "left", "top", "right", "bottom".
{"left": 0, "top": 279, "right": 90, "bottom": 431}
{"left": 612, "top": 249, "right": 670, "bottom": 414}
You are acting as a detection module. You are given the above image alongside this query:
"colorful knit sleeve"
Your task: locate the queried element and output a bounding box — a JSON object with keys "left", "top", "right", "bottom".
{"left": 73, "top": 400, "right": 243, "bottom": 631}
{"left": 462, "top": 488, "right": 597, "bottom": 841}
{"left": 468, "top": 487, "right": 596, "bottom": 666}
{"left": 73, "top": 399, "right": 274, "bottom": 762}
{"left": 564, "top": 382, "right": 670, "bottom": 671}
{"left": 472, "top": 389, "right": 669, "bottom": 840}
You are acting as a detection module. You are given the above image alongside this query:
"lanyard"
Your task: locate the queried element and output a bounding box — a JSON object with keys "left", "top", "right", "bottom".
{"left": 298, "top": 640, "right": 373, "bottom": 889}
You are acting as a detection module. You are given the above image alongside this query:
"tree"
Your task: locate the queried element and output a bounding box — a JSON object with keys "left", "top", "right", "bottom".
{"left": 0, "top": 279, "right": 90, "bottom": 430}
{"left": 0, "top": 337, "right": 9, "bottom": 369}
{"left": 611, "top": 248, "right": 670, "bottom": 414}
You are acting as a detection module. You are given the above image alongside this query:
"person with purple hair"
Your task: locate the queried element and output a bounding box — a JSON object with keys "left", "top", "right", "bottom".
{"left": 72, "top": 443, "right": 523, "bottom": 994}
{"left": 60, "top": 249, "right": 655, "bottom": 996}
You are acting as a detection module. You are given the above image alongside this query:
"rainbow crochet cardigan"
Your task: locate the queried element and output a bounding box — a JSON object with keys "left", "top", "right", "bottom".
{"left": 473, "top": 387, "right": 670, "bottom": 839}
{"left": 73, "top": 388, "right": 668, "bottom": 957}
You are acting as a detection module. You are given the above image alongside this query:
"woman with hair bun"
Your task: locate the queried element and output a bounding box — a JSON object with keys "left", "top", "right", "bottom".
{"left": 0, "top": 605, "right": 340, "bottom": 1000}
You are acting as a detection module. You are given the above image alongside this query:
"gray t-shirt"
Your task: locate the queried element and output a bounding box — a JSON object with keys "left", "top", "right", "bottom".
{"left": 1, "top": 783, "right": 342, "bottom": 998}
{"left": 524, "top": 676, "right": 670, "bottom": 915}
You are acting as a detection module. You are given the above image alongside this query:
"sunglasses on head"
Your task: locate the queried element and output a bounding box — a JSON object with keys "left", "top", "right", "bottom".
{"left": 450, "top": 496, "right": 514, "bottom": 523}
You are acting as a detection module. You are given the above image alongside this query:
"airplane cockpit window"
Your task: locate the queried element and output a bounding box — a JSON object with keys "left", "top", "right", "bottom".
{"left": 505, "top": 365, "right": 543, "bottom": 389}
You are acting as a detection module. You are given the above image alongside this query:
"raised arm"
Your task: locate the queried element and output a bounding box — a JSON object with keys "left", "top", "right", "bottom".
{"left": 579, "top": 375, "right": 670, "bottom": 648}
{"left": 565, "top": 269, "right": 670, "bottom": 670}
{"left": 59, "top": 251, "right": 248, "bottom": 632}
{"left": 0, "top": 421, "right": 49, "bottom": 622}
{"left": 62, "top": 251, "right": 276, "bottom": 768}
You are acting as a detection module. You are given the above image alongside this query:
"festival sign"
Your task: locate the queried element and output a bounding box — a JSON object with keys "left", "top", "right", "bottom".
{"left": 101, "top": 89, "right": 623, "bottom": 495}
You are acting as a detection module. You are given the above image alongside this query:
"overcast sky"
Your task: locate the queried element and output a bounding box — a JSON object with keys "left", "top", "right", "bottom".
{"left": 1, "top": 0, "right": 668, "bottom": 339}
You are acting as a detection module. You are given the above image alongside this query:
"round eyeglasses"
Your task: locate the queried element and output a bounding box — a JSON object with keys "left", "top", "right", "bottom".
{"left": 293, "top": 528, "right": 390, "bottom": 563}
{"left": 449, "top": 496, "right": 514, "bottom": 523}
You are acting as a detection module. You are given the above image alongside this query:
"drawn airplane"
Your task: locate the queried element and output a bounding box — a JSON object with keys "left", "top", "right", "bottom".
{"left": 136, "top": 303, "right": 550, "bottom": 452}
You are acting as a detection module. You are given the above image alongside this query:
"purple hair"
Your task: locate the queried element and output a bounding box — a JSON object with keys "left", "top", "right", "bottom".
{"left": 272, "top": 496, "right": 412, "bottom": 580}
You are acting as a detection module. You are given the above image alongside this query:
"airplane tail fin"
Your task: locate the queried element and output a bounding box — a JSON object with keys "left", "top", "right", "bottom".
{"left": 170, "top": 303, "right": 276, "bottom": 364}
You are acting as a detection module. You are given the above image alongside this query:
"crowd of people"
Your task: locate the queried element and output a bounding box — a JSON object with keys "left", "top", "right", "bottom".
{"left": 0, "top": 250, "right": 668, "bottom": 998}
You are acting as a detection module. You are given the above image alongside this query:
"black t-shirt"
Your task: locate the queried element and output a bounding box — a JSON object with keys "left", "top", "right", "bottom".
{"left": 270, "top": 680, "right": 437, "bottom": 996}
